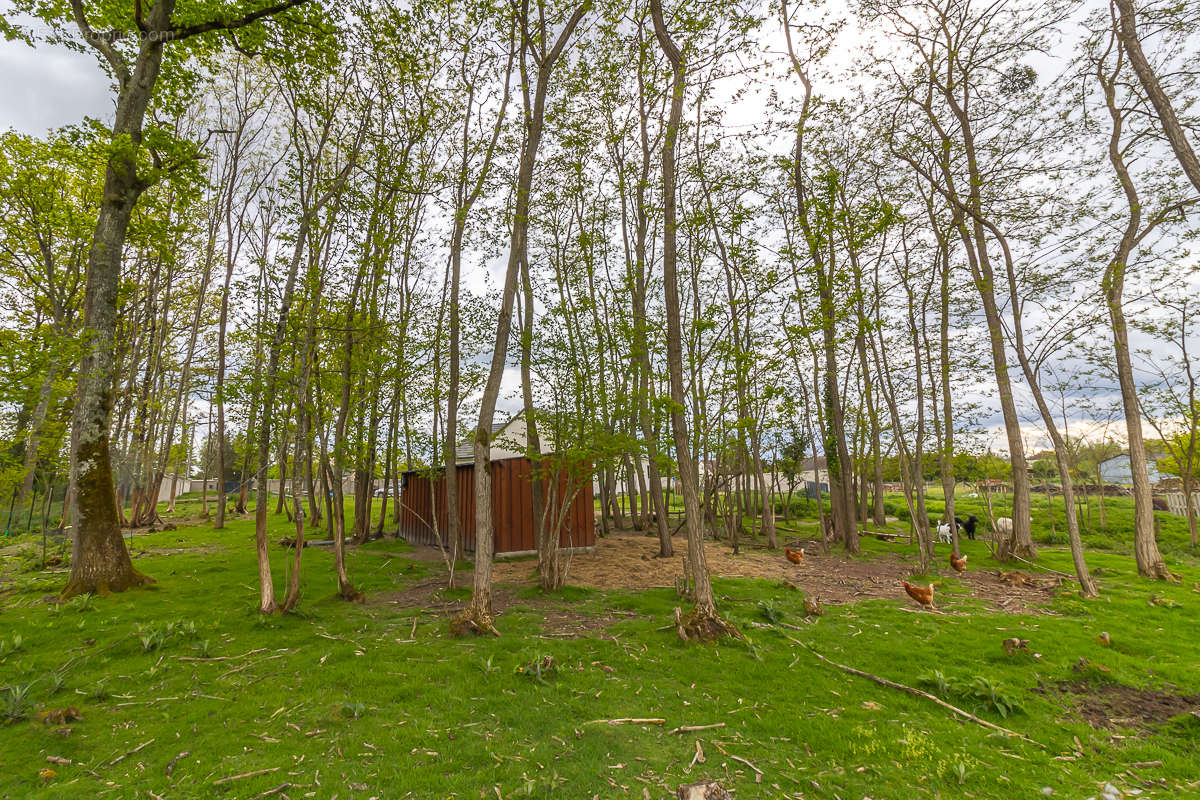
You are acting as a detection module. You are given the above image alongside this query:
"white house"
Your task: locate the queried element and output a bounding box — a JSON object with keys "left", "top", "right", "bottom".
{"left": 1098, "top": 453, "right": 1164, "bottom": 485}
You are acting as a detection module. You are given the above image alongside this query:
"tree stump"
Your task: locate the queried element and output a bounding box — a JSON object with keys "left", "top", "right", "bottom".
{"left": 677, "top": 781, "right": 732, "bottom": 800}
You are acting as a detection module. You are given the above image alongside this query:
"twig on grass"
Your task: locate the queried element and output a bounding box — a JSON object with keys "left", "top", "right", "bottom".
{"left": 108, "top": 738, "right": 155, "bottom": 766}
{"left": 1006, "top": 553, "right": 1076, "bottom": 582}
{"left": 166, "top": 750, "right": 189, "bottom": 777}
{"left": 585, "top": 718, "right": 666, "bottom": 726}
{"left": 668, "top": 723, "right": 726, "bottom": 734}
{"left": 729, "top": 754, "right": 763, "bottom": 775}
{"left": 251, "top": 782, "right": 292, "bottom": 799}
{"left": 176, "top": 647, "right": 268, "bottom": 663}
{"left": 212, "top": 767, "right": 280, "bottom": 785}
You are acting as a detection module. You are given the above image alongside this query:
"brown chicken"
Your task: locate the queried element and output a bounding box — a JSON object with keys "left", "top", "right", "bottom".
{"left": 949, "top": 552, "right": 968, "bottom": 573}
{"left": 785, "top": 547, "right": 805, "bottom": 565}
{"left": 903, "top": 580, "right": 935, "bottom": 609}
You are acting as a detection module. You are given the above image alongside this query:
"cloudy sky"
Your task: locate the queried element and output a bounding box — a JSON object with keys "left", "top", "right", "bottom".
{"left": 0, "top": 14, "right": 114, "bottom": 136}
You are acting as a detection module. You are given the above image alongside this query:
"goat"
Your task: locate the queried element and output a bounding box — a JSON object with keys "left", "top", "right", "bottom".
{"left": 995, "top": 517, "right": 1014, "bottom": 537}
{"left": 954, "top": 514, "right": 978, "bottom": 541}
{"left": 936, "top": 520, "right": 953, "bottom": 544}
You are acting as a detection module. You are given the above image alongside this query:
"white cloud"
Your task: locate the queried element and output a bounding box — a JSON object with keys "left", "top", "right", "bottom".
{"left": 0, "top": 29, "right": 113, "bottom": 135}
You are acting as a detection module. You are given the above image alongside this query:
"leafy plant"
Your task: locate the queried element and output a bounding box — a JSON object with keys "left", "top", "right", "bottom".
{"left": 2, "top": 683, "right": 35, "bottom": 725}
{"left": 68, "top": 594, "right": 94, "bottom": 613}
{"left": 918, "top": 669, "right": 954, "bottom": 696}
{"left": 918, "top": 671, "right": 1022, "bottom": 718}
{"left": 515, "top": 655, "right": 558, "bottom": 685}
{"left": 0, "top": 634, "right": 24, "bottom": 659}
{"left": 136, "top": 619, "right": 200, "bottom": 652}
{"left": 965, "top": 676, "right": 1023, "bottom": 718}
{"left": 41, "top": 670, "right": 66, "bottom": 695}
{"left": 341, "top": 701, "right": 367, "bottom": 720}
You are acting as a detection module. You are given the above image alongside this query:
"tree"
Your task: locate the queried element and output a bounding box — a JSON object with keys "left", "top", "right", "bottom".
{"left": 650, "top": 0, "right": 738, "bottom": 639}
{"left": 454, "top": 0, "right": 589, "bottom": 636}
{"left": 6, "top": 0, "right": 313, "bottom": 596}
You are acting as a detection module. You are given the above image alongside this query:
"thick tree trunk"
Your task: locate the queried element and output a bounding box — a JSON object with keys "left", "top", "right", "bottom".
{"left": 62, "top": 27, "right": 167, "bottom": 596}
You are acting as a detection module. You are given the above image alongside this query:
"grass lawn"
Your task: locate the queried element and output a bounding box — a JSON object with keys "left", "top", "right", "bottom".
{"left": 2, "top": 498, "right": 1199, "bottom": 799}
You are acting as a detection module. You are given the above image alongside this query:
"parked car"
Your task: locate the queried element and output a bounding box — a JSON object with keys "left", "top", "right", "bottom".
{"left": 373, "top": 487, "right": 388, "bottom": 498}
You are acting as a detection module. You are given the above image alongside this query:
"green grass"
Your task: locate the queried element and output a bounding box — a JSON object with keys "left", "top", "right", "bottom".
{"left": 2, "top": 503, "right": 1200, "bottom": 798}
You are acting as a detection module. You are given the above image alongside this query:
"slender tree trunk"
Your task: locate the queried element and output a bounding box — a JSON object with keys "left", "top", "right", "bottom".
{"left": 1099, "top": 51, "right": 1169, "bottom": 579}
{"left": 1113, "top": 0, "right": 1200, "bottom": 195}
{"left": 15, "top": 359, "right": 58, "bottom": 514}
{"left": 456, "top": 2, "right": 587, "bottom": 634}
{"left": 651, "top": 0, "right": 734, "bottom": 637}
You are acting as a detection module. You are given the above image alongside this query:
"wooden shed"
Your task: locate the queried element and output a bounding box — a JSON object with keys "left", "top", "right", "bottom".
{"left": 397, "top": 456, "right": 595, "bottom": 556}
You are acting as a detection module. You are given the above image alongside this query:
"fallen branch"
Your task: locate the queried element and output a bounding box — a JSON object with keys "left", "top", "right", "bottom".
{"left": 251, "top": 782, "right": 292, "bottom": 799}
{"left": 782, "top": 632, "right": 1043, "bottom": 747}
{"left": 46, "top": 756, "right": 72, "bottom": 766}
{"left": 669, "top": 723, "right": 726, "bottom": 734}
{"left": 213, "top": 767, "right": 280, "bottom": 785}
{"left": 586, "top": 718, "right": 666, "bottom": 726}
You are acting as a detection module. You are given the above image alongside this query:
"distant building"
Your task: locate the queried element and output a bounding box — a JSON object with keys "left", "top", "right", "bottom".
{"left": 1098, "top": 453, "right": 1163, "bottom": 485}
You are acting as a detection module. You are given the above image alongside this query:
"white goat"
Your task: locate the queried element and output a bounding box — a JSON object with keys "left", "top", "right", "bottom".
{"left": 936, "top": 520, "right": 953, "bottom": 544}
{"left": 995, "top": 517, "right": 1014, "bottom": 537}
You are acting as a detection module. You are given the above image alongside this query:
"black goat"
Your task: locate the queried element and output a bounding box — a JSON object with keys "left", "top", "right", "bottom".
{"left": 954, "top": 514, "right": 978, "bottom": 541}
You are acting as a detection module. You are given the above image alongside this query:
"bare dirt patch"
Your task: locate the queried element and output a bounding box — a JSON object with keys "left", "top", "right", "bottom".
{"left": 489, "top": 530, "right": 1060, "bottom": 613}
{"left": 372, "top": 560, "right": 647, "bottom": 636}
{"left": 1034, "top": 680, "right": 1200, "bottom": 731}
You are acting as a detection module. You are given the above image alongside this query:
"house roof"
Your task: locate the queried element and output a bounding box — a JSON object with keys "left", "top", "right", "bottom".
{"left": 454, "top": 418, "right": 513, "bottom": 463}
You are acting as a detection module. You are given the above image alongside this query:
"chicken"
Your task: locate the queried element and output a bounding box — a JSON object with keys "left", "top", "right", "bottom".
{"left": 785, "top": 547, "right": 805, "bottom": 565}
{"left": 902, "top": 580, "right": 935, "bottom": 609}
{"left": 949, "top": 551, "right": 967, "bottom": 573}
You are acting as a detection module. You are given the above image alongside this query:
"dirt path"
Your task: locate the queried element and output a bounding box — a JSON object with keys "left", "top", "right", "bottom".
{"left": 488, "top": 530, "right": 1062, "bottom": 614}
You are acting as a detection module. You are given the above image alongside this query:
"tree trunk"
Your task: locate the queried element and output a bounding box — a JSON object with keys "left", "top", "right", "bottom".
{"left": 1113, "top": 0, "right": 1200, "bottom": 196}
{"left": 15, "top": 358, "right": 59, "bottom": 514}
{"left": 456, "top": 3, "right": 587, "bottom": 635}
{"left": 651, "top": 0, "right": 735, "bottom": 639}
{"left": 62, "top": 25, "right": 168, "bottom": 596}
